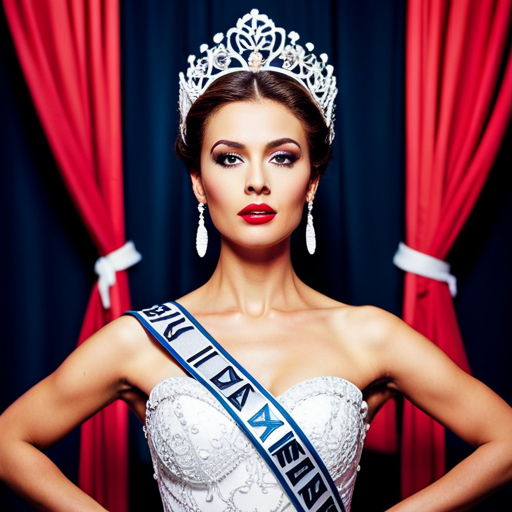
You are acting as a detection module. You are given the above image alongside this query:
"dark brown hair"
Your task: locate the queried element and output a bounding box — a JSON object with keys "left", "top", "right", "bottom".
{"left": 175, "top": 71, "right": 332, "bottom": 180}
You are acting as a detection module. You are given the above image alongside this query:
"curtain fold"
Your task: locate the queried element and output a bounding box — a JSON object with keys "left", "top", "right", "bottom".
{"left": 402, "top": 0, "right": 512, "bottom": 497}
{"left": 3, "top": 1, "right": 129, "bottom": 510}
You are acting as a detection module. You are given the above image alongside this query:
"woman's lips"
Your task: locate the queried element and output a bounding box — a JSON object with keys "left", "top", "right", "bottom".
{"left": 237, "top": 203, "right": 276, "bottom": 225}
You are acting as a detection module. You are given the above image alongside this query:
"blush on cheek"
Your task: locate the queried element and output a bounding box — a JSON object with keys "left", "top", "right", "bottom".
{"left": 201, "top": 180, "right": 232, "bottom": 209}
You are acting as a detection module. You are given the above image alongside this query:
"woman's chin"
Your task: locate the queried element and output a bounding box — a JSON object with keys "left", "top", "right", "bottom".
{"left": 220, "top": 235, "right": 292, "bottom": 254}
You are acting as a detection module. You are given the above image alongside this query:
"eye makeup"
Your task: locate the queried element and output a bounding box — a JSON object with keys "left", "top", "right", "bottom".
{"left": 269, "top": 150, "right": 299, "bottom": 167}
{"left": 213, "top": 152, "right": 244, "bottom": 167}
{"left": 212, "top": 148, "right": 300, "bottom": 168}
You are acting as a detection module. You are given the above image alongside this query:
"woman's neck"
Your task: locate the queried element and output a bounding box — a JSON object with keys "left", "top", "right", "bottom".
{"left": 198, "top": 238, "right": 310, "bottom": 317}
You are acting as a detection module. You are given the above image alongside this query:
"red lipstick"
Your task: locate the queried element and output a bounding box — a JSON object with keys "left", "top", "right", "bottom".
{"left": 237, "top": 203, "right": 276, "bottom": 225}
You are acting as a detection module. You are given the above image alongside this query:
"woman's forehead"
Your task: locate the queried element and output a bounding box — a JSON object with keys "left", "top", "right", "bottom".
{"left": 203, "top": 100, "right": 307, "bottom": 148}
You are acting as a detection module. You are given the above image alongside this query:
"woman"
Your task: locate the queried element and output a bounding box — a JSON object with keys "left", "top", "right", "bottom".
{"left": 1, "top": 10, "right": 512, "bottom": 512}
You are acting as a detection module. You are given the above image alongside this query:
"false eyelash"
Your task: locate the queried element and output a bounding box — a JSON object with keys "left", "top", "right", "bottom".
{"left": 214, "top": 152, "right": 244, "bottom": 167}
{"left": 270, "top": 151, "right": 298, "bottom": 167}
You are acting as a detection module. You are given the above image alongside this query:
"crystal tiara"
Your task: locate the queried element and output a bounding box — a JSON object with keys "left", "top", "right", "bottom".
{"left": 178, "top": 9, "right": 338, "bottom": 143}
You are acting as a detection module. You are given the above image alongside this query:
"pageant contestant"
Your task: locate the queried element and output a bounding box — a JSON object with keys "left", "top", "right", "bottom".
{"left": 1, "top": 10, "right": 512, "bottom": 512}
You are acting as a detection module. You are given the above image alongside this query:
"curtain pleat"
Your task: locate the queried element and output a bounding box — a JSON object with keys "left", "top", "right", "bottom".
{"left": 3, "top": 1, "right": 129, "bottom": 510}
{"left": 402, "top": 0, "right": 512, "bottom": 497}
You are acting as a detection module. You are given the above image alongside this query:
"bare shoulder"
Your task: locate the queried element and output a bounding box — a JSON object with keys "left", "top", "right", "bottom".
{"left": 323, "top": 303, "right": 489, "bottom": 410}
{"left": 325, "top": 303, "right": 459, "bottom": 371}
{"left": 0, "top": 314, "right": 157, "bottom": 450}
{"left": 323, "top": 302, "right": 402, "bottom": 348}
{"left": 39, "top": 313, "right": 163, "bottom": 408}
{"left": 92, "top": 314, "right": 151, "bottom": 353}
{"left": 69, "top": 314, "right": 151, "bottom": 364}
{"left": 321, "top": 303, "right": 434, "bottom": 386}
{"left": 49, "top": 315, "right": 149, "bottom": 387}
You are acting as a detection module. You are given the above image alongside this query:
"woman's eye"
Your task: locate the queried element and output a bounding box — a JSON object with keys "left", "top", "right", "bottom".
{"left": 270, "top": 152, "right": 296, "bottom": 166}
{"left": 215, "top": 153, "right": 243, "bottom": 166}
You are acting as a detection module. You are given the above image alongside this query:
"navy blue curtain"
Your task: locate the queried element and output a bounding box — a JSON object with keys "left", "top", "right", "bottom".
{"left": 1, "top": 1, "right": 510, "bottom": 510}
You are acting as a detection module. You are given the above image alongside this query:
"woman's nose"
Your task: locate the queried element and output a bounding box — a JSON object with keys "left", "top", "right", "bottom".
{"left": 245, "top": 162, "right": 270, "bottom": 195}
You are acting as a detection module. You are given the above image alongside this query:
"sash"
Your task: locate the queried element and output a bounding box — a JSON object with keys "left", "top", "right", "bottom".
{"left": 126, "top": 302, "right": 345, "bottom": 512}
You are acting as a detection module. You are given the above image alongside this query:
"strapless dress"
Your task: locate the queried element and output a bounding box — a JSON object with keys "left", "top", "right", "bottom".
{"left": 144, "top": 375, "right": 368, "bottom": 511}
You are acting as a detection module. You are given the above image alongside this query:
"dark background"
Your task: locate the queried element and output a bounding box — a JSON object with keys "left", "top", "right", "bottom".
{"left": 0, "top": 0, "right": 511, "bottom": 510}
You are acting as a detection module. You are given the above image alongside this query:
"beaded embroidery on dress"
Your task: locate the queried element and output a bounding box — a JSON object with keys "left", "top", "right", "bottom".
{"left": 145, "top": 376, "right": 368, "bottom": 511}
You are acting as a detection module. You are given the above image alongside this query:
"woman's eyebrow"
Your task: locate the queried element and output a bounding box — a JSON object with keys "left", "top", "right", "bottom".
{"left": 265, "top": 138, "right": 302, "bottom": 155}
{"left": 210, "top": 137, "right": 302, "bottom": 155}
{"left": 210, "top": 140, "right": 245, "bottom": 153}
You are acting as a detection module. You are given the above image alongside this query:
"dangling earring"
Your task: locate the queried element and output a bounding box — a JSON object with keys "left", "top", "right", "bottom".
{"left": 306, "top": 200, "right": 316, "bottom": 255}
{"left": 196, "top": 202, "right": 208, "bottom": 257}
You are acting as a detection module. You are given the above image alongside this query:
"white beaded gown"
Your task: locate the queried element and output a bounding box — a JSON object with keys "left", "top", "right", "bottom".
{"left": 144, "top": 375, "right": 368, "bottom": 511}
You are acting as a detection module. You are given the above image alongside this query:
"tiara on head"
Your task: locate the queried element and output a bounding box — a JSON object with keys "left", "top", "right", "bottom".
{"left": 179, "top": 9, "right": 338, "bottom": 144}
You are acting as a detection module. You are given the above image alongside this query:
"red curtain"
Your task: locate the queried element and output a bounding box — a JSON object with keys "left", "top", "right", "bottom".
{"left": 364, "top": 401, "right": 397, "bottom": 453}
{"left": 4, "top": 1, "right": 130, "bottom": 510}
{"left": 402, "top": 0, "right": 512, "bottom": 498}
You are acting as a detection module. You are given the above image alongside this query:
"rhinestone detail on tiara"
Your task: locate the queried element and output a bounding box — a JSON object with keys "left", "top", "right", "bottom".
{"left": 179, "top": 9, "right": 338, "bottom": 144}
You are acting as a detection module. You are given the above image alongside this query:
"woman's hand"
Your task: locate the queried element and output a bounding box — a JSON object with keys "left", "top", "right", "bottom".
{"left": 0, "top": 316, "right": 145, "bottom": 511}
{"left": 363, "top": 308, "right": 512, "bottom": 511}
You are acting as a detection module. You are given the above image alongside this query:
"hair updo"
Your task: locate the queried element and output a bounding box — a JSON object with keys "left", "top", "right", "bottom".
{"left": 175, "top": 71, "right": 332, "bottom": 181}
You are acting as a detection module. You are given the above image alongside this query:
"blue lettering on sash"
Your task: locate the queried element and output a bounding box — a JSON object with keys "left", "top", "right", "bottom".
{"left": 298, "top": 473, "right": 327, "bottom": 508}
{"left": 142, "top": 304, "right": 171, "bottom": 317}
{"left": 269, "top": 431, "right": 294, "bottom": 453}
{"left": 163, "top": 317, "right": 194, "bottom": 341}
{"left": 248, "top": 404, "right": 284, "bottom": 442}
{"left": 187, "top": 346, "right": 213, "bottom": 363}
{"left": 286, "top": 457, "right": 315, "bottom": 486}
{"left": 193, "top": 350, "right": 218, "bottom": 367}
{"left": 273, "top": 438, "right": 306, "bottom": 468}
{"left": 150, "top": 312, "right": 180, "bottom": 323}
{"left": 317, "top": 496, "right": 337, "bottom": 512}
{"left": 210, "top": 366, "right": 243, "bottom": 390}
{"left": 227, "top": 383, "right": 254, "bottom": 411}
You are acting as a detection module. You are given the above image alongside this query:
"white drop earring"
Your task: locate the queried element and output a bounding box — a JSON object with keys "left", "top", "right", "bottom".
{"left": 196, "top": 202, "right": 208, "bottom": 257}
{"left": 306, "top": 200, "right": 316, "bottom": 255}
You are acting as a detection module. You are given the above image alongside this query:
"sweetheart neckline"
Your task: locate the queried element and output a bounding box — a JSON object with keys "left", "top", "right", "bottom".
{"left": 149, "top": 374, "right": 363, "bottom": 403}
{"left": 144, "top": 301, "right": 362, "bottom": 406}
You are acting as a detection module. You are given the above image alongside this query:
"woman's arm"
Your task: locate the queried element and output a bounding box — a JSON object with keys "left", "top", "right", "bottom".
{"left": 0, "top": 316, "right": 144, "bottom": 511}
{"left": 362, "top": 308, "right": 512, "bottom": 511}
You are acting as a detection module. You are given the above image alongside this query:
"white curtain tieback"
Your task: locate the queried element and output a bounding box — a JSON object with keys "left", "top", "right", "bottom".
{"left": 393, "top": 242, "right": 457, "bottom": 297}
{"left": 94, "top": 240, "right": 142, "bottom": 309}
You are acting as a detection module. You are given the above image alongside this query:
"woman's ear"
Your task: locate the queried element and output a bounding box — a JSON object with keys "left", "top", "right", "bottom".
{"left": 190, "top": 171, "right": 207, "bottom": 204}
{"left": 306, "top": 177, "right": 319, "bottom": 203}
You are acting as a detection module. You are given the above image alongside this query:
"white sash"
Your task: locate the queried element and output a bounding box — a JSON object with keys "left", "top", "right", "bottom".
{"left": 127, "top": 301, "right": 345, "bottom": 512}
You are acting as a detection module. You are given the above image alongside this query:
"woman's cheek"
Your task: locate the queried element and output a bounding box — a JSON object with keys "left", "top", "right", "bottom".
{"left": 203, "top": 174, "right": 239, "bottom": 204}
